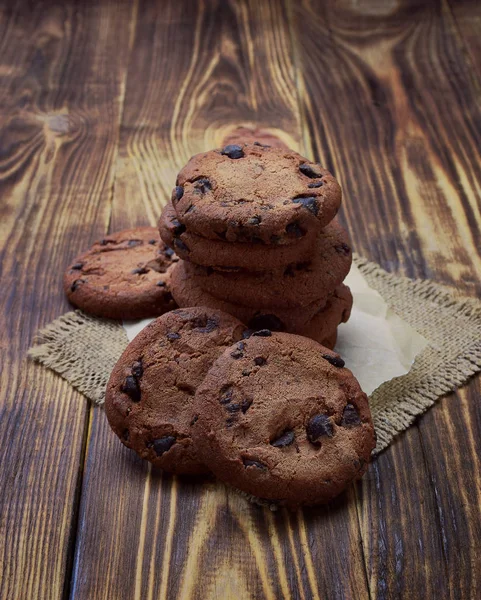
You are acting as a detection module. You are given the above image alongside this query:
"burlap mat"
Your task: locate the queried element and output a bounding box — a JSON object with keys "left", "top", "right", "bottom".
{"left": 28, "top": 256, "right": 481, "bottom": 454}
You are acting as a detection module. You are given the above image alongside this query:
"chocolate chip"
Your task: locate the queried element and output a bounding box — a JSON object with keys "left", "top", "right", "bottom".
{"left": 292, "top": 196, "right": 319, "bottom": 216}
{"left": 219, "top": 386, "right": 233, "bottom": 405}
{"left": 341, "top": 404, "right": 361, "bottom": 427}
{"left": 254, "top": 357, "right": 266, "bottom": 366}
{"left": 164, "top": 247, "right": 175, "bottom": 258}
{"left": 190, "top": 415, "right": 199, "bottom": 426}
{"left": 226, "top": 403, "right": 242, "bottom": 414}
{"left": 121, "top": 375, "right": 141, "bottom": 402}
{"left": 242, "top": 329, "right": 254, "bottom": 339}
{"left": 171, "top": 219, "right": 186, "bottom": 236}
{"left": 247, "top": 216, "right": 261, "bottom": 225}
{"left": 193, "top": 177, "right": 212, "bottom": 194}
{"left": 253, "top": 141, "right": 270, "bottom": 148}
{"left": 285, "top": 221, "right": 305, "bottom": 238}
{"left": 100, "top": 238, "right": 115, "bottom": 246}
{"left": 151, "top": 436, "right": 176, "bottom": 456}
{"left": 230, "top": 341, "right": 245, "bottom": 359}
{"left": 306, "top": 414, "right": 333, "bottom": 443}
{"left": 334, "top": 243, "right": 351, "bottom": 256}
{"left": 156, "top": 280, "right": 166, "bottom": 287}
{"left": 241, "top": 398, "right": 253, "bottom": 413}
{"left": 299, "top": 163, "right": 322, "bottom": 178}
{"left": 271, "top": 430, "right": 295, "bottom": 448}
{"left": 173, "top": 186, "right": 184, "bottom": 202}
{"left": 167, "top": 332, "right": 180, "bottom": 341}
{"left": 249, "top": 314, "right": 284, "bottom": 331}
{"left": 193, "top": 316, "right": 219, "bottom": 333}
{"left": 251, "top": 328, "right": 272, "bottom": 337}
{"left": 148, "top": 239, "right": 157, "bottom": 245}
{"left": 173, "top": 238, "right": 189, "bottom": 253}
{"left": 127, "top": 239, "right": 142, "bottom": 247}
{"left": 131, "top": 360, "right": 143, "bottom": 379}
{"left": 243, "top": 458, "right": 267, "bottom": 470}
{"left": 71, "top": 262, "right": 84, "bottom": 270}
{"left": 70, "top": 279, "right": 86, "bottom": 292}
{"left": 322, "top": 354, "right": 345, "bottom": 368}
{"left": 132, "top": 266, "right": 149, "bottom": 275}
{"left": 221, "top": 144, "right": 244, "bottom": 159}
{"left": 308, "top": 181, "right": 324, "bottom": 188}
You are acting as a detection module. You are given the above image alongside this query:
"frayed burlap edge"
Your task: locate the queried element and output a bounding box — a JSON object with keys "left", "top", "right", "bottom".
{"left": 28, "top": 257, "right": 481, "bottom": 454}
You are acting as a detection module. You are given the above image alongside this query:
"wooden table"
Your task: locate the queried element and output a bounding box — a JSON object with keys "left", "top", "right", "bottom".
{"left": 1, "top": 1, "right": 480, "bottom": 598}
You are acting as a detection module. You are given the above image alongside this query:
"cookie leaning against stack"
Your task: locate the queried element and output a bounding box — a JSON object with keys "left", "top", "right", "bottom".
{"left": 159, "top": 143, "right": 353, "bottom": 345}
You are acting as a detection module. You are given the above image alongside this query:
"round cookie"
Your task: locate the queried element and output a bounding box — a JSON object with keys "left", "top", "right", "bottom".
{"left": 186, "top": 220, "right": 352, "bottom": 308}
{"left": 64, "top": 227, "right": 177, "bottom": 320}
{"left": 172, "top": 144, "right": 341, "bottom": 244}
{"left": 170, "top": 260, "right": 352, "bottom": 344}
{"left": 159, "top": 201, "right": 318, "bottom": 271}
{"left": 192, "top": 333, "right": 375, "bottom": 509}
{"left": 105, "top": 307, "right": 246, "bottom": 475}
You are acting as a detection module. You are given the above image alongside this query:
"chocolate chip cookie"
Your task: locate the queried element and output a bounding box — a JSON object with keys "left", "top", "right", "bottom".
{"left": 192, "top": 333, "right": 375, "bottom": 508}
{"left": 159, "top": 201, "right": 318, "bottom": 271}
{"left": 170, "top": 261, "right": 352, "bottom": 344}
{"left": 105, "top": 307, "right": 245, "bottom": 474}
{"left": 64, "top": 227, "right": 177, "bottom": 320}
{"left": 172, "top": 144, "right": 341, "bottom": 244}
{"left": 186, "top": 220, "right": 352, "bottom": 308}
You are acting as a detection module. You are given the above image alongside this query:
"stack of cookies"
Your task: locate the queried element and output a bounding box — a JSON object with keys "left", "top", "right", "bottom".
{"left": 159, "top": 143, "right": 353, "bottom": 348}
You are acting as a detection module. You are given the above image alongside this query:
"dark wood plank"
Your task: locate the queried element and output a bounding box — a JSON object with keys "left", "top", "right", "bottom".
{"left": 70, "top": 2, "right": 370, "bottom": 599}
{"left": 448, "top": 0, "right": 481, "bottom": 79}
{"left": 290, "top": 0, "right": 481, "bottom": 597}
{"left": 0, "top": 1, "right": 134, "bottom": 598}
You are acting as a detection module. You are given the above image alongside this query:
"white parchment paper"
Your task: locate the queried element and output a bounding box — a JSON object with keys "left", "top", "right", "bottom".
{"left": 123, "top": 263, "right": 428, "bottom": 396}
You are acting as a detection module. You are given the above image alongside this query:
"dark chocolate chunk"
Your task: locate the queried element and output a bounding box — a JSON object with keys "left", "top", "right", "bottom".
{"left": 299, "top": 163, "right": 322, "bottom": 178}
{"left": 121, "top": 375, "right": 141, "bottom": 402}
{"left": 71, "top": 262, "right": 84, "bottom": 270}
{"left": 151, "top": 436, "right": 176, "bottom": 456}
{"left": 243, "top": 458, "right": 267, "bottom": 470}
{"left": 166, "top": 332, "right": 181, "bottom": 341}
{"left": 190, "top": 415, "right": 199, "bottom": 426}
{"left": 247, "top": 216, "right": 261, "bottom": 225}
{"left": 230, "top": 341, "right": 246, "bottom": 359}
{"left": 241, "top": 398, "right": 253, "bottom": 413}
{"left": 193, "top": 178, "right": 212, "bottom": 194}
{"left": 334, "top": 243, "right": 351, "bottom": 256}
{"left": 164, "top": 247, "right": 175, "bottom": 258}
{"left": 70, "top": 279, "right": 86, "bottom": 292}
{"left": 132, "top": 266, "right": 150, "bottom": 275}
{"left": 100, "top": 238, "right": 115, "bottom": 246}
{"left": 254, "top": 357, "right": 266, "bottom": 366}
{"left": 156, "top": 280, "right": 166, "bottom": 287}
{"left": 221, "top": 144, "right": 244, "bottom": 159}
{"left": 219, "top": 386, "right": 233, "bottom": 405}
{"left": 173, "top": 186, "right": 184, "bottom": 202}
{"left": 173, "top": 238, "right": 189, "bottom": 253}
{"left": 193, "top": 316, "right": 219, "bottom": 333}
{"left": 253, "top": 141, "right": 270, "bottom": 148}
{"left": 148, "top": 239, "right": 157, "bottom": 245}
{"left": 127, "top": 239, "right": 142, "bottom": 247}
{"left": 242, "top": 329, "right": 254, "bottom": 339}
{"left": 322, "top": 354, "right": 345, "bottom": 368}
{"left": 306, "top": 414, "right": 334, "bottom": 443}
{"left": 285, "top": 221, "right": 305, "bottom": 238}
{"left": 171, "top": 219, "right": 186, "bottom": 236}
{"left": 308, "top": 181, "right": 324, "bottom": 188}
{"left": 251, "top": 328, "right": 273, "bottom": 337}
{"left": 271, "top": 430, "right": 295, "bottom": 448}
{"left": 341, "top": 404, "right": 361, "bottom": 427}
{"left": 292, "top": 195, "right": 319, "bottom": 216}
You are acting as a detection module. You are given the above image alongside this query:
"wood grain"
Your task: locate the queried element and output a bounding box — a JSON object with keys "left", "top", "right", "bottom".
{"left": 290, "top": 0, "right": 481, "bottom": 597}
{"left": 70, "top": 2, "right": 370, "bottom": 599}
{"left": 0, "top": 1, "right": 134, "bottom": 599}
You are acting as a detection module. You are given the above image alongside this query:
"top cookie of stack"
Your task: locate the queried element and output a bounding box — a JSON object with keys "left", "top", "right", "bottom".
{"left": 159, "top": 143, "right": 353, "bottom": 346}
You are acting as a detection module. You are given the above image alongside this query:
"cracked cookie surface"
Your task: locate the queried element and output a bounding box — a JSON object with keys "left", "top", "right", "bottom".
{"left": 172, "top": 144, "right": 341, "bottom": 244}
{"left": 192, "top": 332, "right": 375, "bottom": 508}
{"left": 64, "top": 227, "right": 177, "bottom": 319}
{"left": 105, "top": 307, "right": 245, "bottom": 474}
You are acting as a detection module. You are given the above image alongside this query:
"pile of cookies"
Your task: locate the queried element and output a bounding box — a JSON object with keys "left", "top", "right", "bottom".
{"left": 63, "top": 142, "right": 376, "bottom": 508}
{"left": 159, "top": 143, "right": 353, "bottom": 348}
